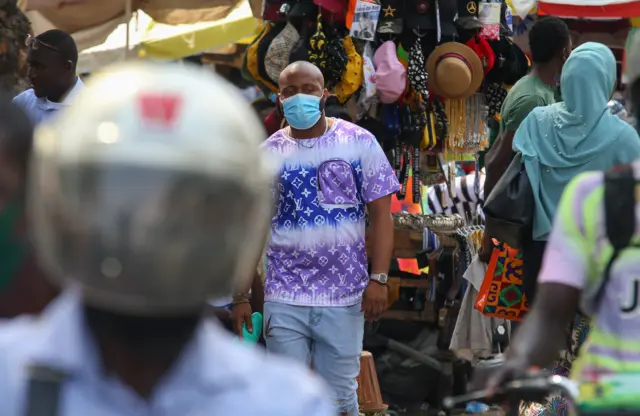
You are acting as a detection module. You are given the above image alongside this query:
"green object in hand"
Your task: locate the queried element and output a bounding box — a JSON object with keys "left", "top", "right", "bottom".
{"left": 240, "top": 312, "right": 263, "bottom": 345}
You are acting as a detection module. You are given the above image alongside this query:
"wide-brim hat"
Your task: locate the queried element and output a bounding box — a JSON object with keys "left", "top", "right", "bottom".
{"left": 426, "top": 42, "right": 484, "bottom": 99}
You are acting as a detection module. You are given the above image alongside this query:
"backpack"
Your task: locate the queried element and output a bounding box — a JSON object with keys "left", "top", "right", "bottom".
{"left": 595, "top": 164, "right": 640, "bottom": 305}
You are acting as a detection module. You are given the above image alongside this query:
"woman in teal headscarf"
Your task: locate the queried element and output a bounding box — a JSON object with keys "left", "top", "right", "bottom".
{"left": 513, "top": 41, "right": 640, "bottom": 416}
{"left": 514, "top": 41, "right": 640, "bottom": 301}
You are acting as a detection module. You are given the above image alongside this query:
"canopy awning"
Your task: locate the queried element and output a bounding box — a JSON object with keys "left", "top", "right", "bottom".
{"left": 74, "top": 0, "right": 258, "bottom": 73}
{"left": 19, "top": 0, "right": 259, "bottom": 33}
{"left": 538, "top": 0, "right": 640, "bottom": 18}
{"left": 142, "top": 1, "right": 257, "bottom": 60}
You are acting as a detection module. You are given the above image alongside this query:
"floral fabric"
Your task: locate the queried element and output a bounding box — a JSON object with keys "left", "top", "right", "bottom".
{"left": 520, "top": 314, "right": 591, "bottom": 416}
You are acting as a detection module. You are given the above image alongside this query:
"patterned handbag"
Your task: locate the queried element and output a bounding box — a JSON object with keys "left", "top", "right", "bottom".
{"left": 474, "top": 242, "right": 529, "bottom": 321}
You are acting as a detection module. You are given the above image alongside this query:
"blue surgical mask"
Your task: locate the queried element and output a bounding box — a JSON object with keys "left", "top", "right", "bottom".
{"left": 281, "top": 94, "right": 323, "bottom": 130}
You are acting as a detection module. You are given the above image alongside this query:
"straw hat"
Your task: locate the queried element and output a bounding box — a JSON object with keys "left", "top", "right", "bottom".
{"left": 426, "top": 42, "right": 484, "bottom": 99}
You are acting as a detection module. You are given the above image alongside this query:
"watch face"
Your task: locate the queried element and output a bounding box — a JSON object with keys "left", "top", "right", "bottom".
{"left": 373, "top": 273, "right": 388, "bottom": 283}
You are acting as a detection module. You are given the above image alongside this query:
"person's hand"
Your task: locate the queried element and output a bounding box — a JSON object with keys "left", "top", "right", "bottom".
{"left": 231, "top": 302, "right": 253, "bottom": 338}
{"left": 482, "top": 357, "right": 532, "bottom": 397}
{"left": 361, "top": 282, "right": 388, "bottom": 321}
{"left": 478, "top": 232, "right": 495, "bottom": 263}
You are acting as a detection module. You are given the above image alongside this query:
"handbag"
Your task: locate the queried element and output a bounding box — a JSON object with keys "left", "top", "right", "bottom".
{"left": 474, "top": 242, "right": 529, "bottom": 322}
{"left": 483, "top": 152, "right": 533, "bottom": 249}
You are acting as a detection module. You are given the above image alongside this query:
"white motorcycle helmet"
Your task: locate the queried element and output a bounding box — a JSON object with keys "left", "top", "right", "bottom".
{"left": 29, "top": 62, "right": 274, "bottom": 316}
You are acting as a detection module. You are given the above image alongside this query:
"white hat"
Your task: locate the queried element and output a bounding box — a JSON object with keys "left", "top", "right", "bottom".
{"left": 30, "top": 62, "right": 275, "bottom": 316}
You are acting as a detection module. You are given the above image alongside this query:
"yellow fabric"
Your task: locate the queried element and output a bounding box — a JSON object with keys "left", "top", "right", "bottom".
{"left": 421, "top": 113, "right": 437, "bottom": 150}
{"left": 142, "top": 0, "right": 238, "bottom": 25}
{"left": 245, "top": 23, "right": 279, "bottom": 92}
{"left": 308, "top": 13, "right": 327, "bottom": 69}
{"left": 141, "top": 0, "right": 259, "bottom": 60}
{"left": 241, "top": 22, "right": 265, "bottom": 80}
{"left": 333, "top": 36, "right": 363, "bottom": 104}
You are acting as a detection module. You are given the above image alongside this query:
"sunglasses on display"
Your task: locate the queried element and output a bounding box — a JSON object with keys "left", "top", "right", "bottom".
{"left": 25, "top": 35, "right": 63, "bottom": 54}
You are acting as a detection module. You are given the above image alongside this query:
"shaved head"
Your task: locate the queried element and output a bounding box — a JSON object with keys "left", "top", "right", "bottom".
{"left": 278, "top": 61, "right": 326, "bottom": 100}
{"left": 279, "top": 61, "right": 324, "bottom": 86}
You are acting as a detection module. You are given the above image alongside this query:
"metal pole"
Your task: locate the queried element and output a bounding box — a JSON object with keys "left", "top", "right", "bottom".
{"left": 124, "top": 0, "right": 132, "bottom": 59}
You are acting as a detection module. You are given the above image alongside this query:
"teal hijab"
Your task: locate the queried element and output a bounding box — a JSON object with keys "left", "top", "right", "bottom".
{"left": 514, "top": 42, "right": 638, "bottom": 240}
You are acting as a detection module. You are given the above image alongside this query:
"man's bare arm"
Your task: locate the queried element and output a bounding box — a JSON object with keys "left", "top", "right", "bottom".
{"left": 367, "top": 194, "right": 394, "bottom": 274}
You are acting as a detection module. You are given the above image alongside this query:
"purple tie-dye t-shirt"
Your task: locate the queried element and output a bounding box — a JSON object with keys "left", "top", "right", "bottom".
{"left": 261, "top": 119, "right": 400, "bottom": 307}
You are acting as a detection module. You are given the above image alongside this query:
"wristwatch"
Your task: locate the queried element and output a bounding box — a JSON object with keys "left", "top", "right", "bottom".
{"left": 370, "top": 273, "right": 388, "bottom": 285}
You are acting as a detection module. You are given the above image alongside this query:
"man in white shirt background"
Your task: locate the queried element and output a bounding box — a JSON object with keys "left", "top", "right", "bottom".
{"left": 13, "top": 29, "right": 83, "bottom": 124}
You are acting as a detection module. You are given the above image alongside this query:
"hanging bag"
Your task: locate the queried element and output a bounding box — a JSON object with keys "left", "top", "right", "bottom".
{"left": 474, "top": 241, "right": 529, "bottom": 322}
{"left": 482, "top": 152, "right": 533, "bottom": 249}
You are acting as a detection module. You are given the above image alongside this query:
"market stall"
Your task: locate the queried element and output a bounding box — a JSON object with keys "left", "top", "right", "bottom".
{"left": 240, "top": 0, "right": 531, "bottom": 411}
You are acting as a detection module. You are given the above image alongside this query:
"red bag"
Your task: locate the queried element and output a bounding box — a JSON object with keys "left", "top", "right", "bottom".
{"left": 474, "top": 242, "right": 529, "bottom": 322}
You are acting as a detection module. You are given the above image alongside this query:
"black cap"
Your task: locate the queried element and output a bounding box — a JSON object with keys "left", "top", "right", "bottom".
{"left": 405, "top": 0, "right": 457, "bottom": 37}
{"left": 485, "top": 38, "right": 529, "bottom": 85}
{"left": 289, "top": 1, "right": 318, "bottom": 18}
{"left": 378, "top": 0, "right": 405, "bottom": 35}
{"left": 456, "top": 0, "right": 482, "bottom": 30}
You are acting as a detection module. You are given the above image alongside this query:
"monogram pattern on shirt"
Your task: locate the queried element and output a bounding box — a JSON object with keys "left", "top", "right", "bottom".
{"left": 262, "top": 121, "right": 400, "bottom": 307}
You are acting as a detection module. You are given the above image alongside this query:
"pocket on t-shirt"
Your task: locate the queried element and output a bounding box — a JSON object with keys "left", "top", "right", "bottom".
{"left": 317, "top": 158, "right": 359, "bottom": 208}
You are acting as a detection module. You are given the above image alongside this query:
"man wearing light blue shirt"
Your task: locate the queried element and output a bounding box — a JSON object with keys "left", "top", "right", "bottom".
{"left": 0, "top": 62, "right": 333, "bottom": 416}
{"left": 12, "top": 30, "right": 83, "bottom": 124}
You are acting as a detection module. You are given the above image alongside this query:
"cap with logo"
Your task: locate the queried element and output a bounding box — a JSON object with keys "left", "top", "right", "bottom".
{"left": 30, "top": 62, "right": 275, "bottom": 316}
{"left": 377, "top": 0, "right": 404, "bottom": 35}
{"left": 456, "top": 0, "right": 482, "bottom": 30}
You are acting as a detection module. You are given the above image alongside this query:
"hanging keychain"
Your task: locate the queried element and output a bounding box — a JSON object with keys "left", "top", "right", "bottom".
{"left": 396, "top": 145, "right": 409, "bottom": 200}
{"left": 394, "top": 137, "right": 402, "bottom": 177}
{"left": 412, "top": 145, "right": 421, "bottom": 203}
{"left": 393, "top": 104, "right": 401, "bottom": 133}
{"left": 399, "top": 146, "right": 411, "bottom": 200}
{"left": 390, "top": 105, "right": 402, "bottom": 177}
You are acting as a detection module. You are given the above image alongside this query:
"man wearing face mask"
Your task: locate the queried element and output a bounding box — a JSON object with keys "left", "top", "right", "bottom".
{"left": 232, "top": 61, "right": 400, "bottom": 416}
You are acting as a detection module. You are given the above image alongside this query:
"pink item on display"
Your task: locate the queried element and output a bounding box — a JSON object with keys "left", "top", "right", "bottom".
{"left": 373, "top": 41, "right": 406, "bottom": 103}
